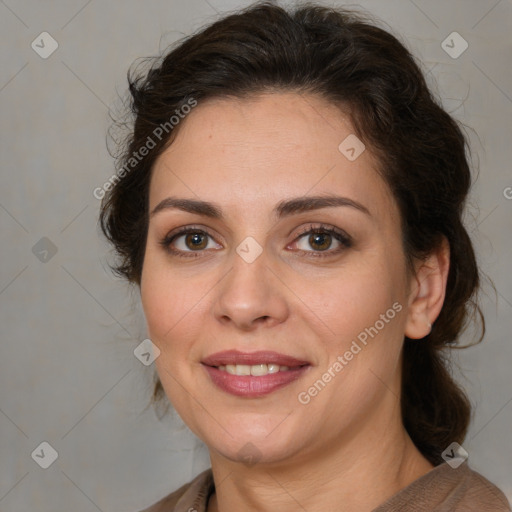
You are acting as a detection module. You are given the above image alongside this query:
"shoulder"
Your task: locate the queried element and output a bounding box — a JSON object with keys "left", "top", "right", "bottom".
{"left": 137, "top": 469, "right": 214, "bottom": 512}
{"left": 458, "top": 464, "right": 511, "bottom": 511}
{"left": 373, "top": 461, "right": 511, "bottom": 512}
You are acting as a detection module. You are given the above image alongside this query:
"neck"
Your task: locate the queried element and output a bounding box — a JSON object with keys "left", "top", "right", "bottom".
{"left": 207, "top": 394, "right": 434, "bottom": 512}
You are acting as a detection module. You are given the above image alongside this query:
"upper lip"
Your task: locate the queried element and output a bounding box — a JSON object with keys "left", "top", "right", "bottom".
{"left": 202, "top": 350, "right": 310, "bottom": 367}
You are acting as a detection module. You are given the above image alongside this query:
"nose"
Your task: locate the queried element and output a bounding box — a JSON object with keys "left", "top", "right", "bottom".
{"left": 212, "top": 248, "right": 289, "bottom": 332}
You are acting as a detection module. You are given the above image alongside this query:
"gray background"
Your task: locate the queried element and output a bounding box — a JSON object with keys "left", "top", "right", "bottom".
{"left": 1, "top": 0, "right": 511, "bottom": 510}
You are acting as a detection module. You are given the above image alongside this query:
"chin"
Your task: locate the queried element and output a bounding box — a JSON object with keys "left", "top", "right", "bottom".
{"left": 212, "top": 438, "right": 301, "bottom": 467}
{"left": 195, "top": 416, "right": 307, "bottom": 467}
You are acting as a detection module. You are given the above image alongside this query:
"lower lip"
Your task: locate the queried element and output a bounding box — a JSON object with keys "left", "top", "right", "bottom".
{"left": 202, "top": 365, "right": 310, "bottom": 397}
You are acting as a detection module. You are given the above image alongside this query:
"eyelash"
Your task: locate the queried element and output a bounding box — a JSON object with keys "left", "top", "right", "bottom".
{"left": 159, "top": 223, "right": 352, "bottom": 259}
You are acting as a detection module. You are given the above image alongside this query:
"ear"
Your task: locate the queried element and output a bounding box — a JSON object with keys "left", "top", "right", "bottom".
{"left": 404, "top": 237, "right": 450, "bottom": 339}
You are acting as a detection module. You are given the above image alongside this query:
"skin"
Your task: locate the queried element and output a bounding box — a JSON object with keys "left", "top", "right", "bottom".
{"left": 140, "top": 92, "right": 450, "bottom": 512}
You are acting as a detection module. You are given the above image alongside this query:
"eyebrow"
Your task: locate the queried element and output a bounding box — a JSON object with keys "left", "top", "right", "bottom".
{"left": 150, "top": 194, "right": 371, "bottom": 220}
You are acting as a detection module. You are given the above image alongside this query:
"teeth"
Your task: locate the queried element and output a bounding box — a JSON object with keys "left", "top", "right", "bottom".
{"left": 218, "top": 364, "right": 292, "bottom": 376}
{"left": 250, "top": 364, "right": 267, "bottom": 376}
{"left": 226, "top": 364, "right": 250, "bottom": 375}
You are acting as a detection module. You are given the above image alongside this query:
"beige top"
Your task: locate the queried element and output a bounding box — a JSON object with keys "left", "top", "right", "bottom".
{"left": 139, "top": 461, "right": 511, "bottom": 512}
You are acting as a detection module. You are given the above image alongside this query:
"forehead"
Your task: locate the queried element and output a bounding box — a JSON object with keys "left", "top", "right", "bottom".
{"left": 149, "top": 92, "right": 398, "bottom": 224}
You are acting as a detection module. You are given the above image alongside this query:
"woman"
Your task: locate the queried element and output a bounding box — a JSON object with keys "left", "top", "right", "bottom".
{"left": 99, "top": 2, "right": 511, "bottom": 511}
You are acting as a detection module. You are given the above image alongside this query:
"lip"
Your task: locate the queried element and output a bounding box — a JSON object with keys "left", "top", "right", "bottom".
{"left": 203, "top": 365, "right": 310, "bottom": 397}
{"left": 202, "top": 350, "right": 310, "bottom": 367}
{"left": 201, "top": 350, "right": 311, "bottom": 398}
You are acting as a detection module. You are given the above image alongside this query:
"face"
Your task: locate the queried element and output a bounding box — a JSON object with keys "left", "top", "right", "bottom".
{"left": 141, "top": 92, "right": 413, "bottom": 466}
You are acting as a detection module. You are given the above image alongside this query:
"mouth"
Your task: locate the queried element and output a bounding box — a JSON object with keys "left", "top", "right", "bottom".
{"left": 215, "top": 363, "right": 297, "bottom": 376}
{"left": 201, "top": 350, "right": 311, "bottom": 397}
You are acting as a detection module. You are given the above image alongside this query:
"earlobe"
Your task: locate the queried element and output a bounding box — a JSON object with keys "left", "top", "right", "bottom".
{"left": 404, "top": 237, "right": 450, "bottom": 340}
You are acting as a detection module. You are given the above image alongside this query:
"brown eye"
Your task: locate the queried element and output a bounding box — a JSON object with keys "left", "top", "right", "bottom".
{"left": 184, "top": 232, "right": 208, "bottom": 250}
{"left": 306, "top": 232, "right": 333, "bottom": 251}
{"left": 292, "top": 224, "right": 352, "bottom": 258}
{"left": 160, "top": 227, "right": 222, "bottom": 257}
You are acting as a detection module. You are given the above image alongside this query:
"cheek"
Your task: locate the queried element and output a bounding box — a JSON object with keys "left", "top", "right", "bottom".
{"left": 296, "top": 257, "right": 401, "bottom": 345}
{"left": 140, "top": 264, "right": 203, "bottom": 411}
{"left": 141, "top": 253, "right": 201, "bottom": 341}
{"left": 140, "top": 255, "right": 216, "bottom": 393}
{"left": 295, "top": 254, "right": 406, "bottom": 399}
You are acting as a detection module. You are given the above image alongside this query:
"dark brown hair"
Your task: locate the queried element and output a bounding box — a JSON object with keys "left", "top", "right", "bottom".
{"left": 99, "top": 1, "right": 484, "bottom": 466}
